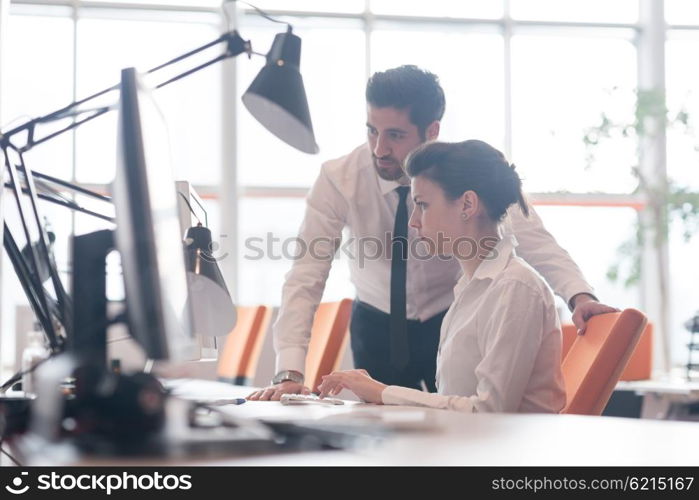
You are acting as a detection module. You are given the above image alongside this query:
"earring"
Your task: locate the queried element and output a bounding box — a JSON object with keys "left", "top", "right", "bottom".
{"left": 461, "top": 213, "right": 468, "bottom": 221}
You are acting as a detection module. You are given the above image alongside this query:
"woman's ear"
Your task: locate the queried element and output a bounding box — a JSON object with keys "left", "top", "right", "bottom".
{"left": 426, "top": 121, "right": 440, "bottom": 141}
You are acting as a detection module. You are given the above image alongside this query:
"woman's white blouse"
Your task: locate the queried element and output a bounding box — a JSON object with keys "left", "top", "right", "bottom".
{"left": 381, "top": 236, "right": 567, "bottom": 414}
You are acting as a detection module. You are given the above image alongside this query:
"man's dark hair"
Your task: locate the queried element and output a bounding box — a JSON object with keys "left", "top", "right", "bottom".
{"left": 405, "top": 140, "right": 529, "bottom": 222}
{"left": 365, "top": 65, "right": 446, "bottom": 137}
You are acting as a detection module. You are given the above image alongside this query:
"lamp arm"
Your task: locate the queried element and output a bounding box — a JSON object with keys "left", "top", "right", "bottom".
{"left": 20, "top": 165, "right": 112, "bottom": 203}
{"left": 3, "top": 223, "right": 54, "bottom": 343}
{"left": 3, "top": 184, "right": 114, "bottom": 223}
{"left": 149, "top": 30, "right": 250, "bottom": 87}
{"left": 0, "top": 30, "right": 251, "bottom": 154}
{"left": 34, "top": 194, "right": 114, "bottom": 223}
{"left": 3, "top": 147, "right": 59, "bottom": 346}
{"left": 15, "top": 105, "right": 114, "bottom": 154}
{"left": 3, "top": 145, "right": 75, "bottom": 349}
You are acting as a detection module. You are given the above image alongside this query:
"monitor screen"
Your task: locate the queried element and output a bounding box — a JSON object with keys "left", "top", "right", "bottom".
{"left": 112, "top": 67, "right": 196, "bottom": 361}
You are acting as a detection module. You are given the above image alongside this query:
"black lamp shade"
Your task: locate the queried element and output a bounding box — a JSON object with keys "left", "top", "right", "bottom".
{"left": 184, "top": 225, "right": 236, "bottom": 337}
{"left": 242, "top": 31, "right": 319, "bottom": 154}
{"left": 184, "top": 226, "right": 227, "bottom": 288}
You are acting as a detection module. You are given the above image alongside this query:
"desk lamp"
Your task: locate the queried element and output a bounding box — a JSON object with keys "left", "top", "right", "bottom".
{"left": 0, "top": 7, "right": 317, "bottom": 352}
{"left": 184, "top": 223, "right": 237, "bottom": 338}
{"left": 0, "top": 3, "right": 318, "bottom": 444}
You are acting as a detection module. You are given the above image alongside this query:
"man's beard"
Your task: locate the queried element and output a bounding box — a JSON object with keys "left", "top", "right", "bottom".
{"left": 373, "top": 155, "right": 406, "bottom": 181}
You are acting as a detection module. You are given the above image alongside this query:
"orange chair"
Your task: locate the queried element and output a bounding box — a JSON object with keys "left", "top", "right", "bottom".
{"left": 561, "top": 322, "right": 653, "bottom": 381}
{"left": 561, "top": 309, "right": 647, "bottom": 415}
{"left": 217, "top": 305, "right": 273, "bottom": 385}
{"left": 304, "top": 299, "right": 353, "bottom": 392}
{"left": 618, "top": 322, "right": 653, "bottom": 380}
{"left": 561, "top": 323, "right": 577, "bottom": 361}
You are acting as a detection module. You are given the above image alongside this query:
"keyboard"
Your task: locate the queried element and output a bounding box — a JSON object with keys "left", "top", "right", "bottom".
{"left": 280, "top": 394, "right": 345, "bottom": 406}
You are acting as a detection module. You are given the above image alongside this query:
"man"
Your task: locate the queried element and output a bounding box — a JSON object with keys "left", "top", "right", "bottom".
{"left": 248, "top": 65, "right": 616, "bottom": 401}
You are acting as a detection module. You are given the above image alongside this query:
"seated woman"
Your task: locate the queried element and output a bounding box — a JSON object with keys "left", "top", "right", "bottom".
{"left": 319, "top": 140, "right": 566, "bottom": 413}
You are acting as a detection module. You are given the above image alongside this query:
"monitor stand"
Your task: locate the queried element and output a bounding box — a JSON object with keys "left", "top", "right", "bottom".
{"left": 65, "top": 397, "right": 285, "bottom": 460}
{"left": 57, "top": 229, "right": 283, "bottom": 458}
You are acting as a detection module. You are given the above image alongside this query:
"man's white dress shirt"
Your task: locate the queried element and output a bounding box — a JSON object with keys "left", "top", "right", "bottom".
{"left": 382, "top": 236, "right": 567, "bottom": 413}
{"left": 274, "top": 143, "right": 593, "bottom": 375}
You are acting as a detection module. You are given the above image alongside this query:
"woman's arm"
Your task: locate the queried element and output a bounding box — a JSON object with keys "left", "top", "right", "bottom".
{"left": 386, "top": 280, "right": 553, "bottom": 413}
{"left": 318, "top": 369, "right": 387, "bottom": 403}
{"left": 471, "top": 279, "right": 553, "bottom": 412}
{"left": 323, "top": 280, "right": 560, "bottom": 413}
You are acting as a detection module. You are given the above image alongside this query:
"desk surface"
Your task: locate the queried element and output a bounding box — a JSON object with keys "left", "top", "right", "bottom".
{"left": 167, "top": 379, "right": 699, "bottom": 466}
{"left": 17, "top": 378, "right": 699, "bottom": 466}
{"left": 617, "top": 377, "right": 699, "bottom": 396}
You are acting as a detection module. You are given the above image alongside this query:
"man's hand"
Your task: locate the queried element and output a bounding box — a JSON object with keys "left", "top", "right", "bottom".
{"left": 318, "top": 369, "right": 387, "bottom": 404}
{"left": 247, "top": 381, "right": 310, "bottom": 401}
{"left": 571, "top": 294, "right": 619, "bottom": 335}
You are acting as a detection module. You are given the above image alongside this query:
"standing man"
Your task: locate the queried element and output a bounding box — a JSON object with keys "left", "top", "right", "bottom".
{"left": 248, "top": 65, "right": 616, "bottom": 400}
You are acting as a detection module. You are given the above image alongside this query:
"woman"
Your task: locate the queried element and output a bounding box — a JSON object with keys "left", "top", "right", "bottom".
{"left": 318, "top": 140, "right": 566, "bottom": 413}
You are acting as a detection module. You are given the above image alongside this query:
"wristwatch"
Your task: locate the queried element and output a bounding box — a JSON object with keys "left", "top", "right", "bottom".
{"left": 271, "top": 370, "right": 304, "bottom": 385}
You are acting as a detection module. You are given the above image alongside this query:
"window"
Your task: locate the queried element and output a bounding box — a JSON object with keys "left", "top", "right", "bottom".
{"left": 88, "top": 0, "right": 221, "bottom": 6}
{"left": 237, "top": 19, "right": 366, "bottom": 188}
{"left": 510, "top": 34, "right": 637, "bottom": 193}
{"left": 75, "top": 11, "right": 221, "bottom": 185}
{"left": 233, "top": 5, "right": 648, "bottom": 322}
{"left": 0, "top": 2, "right": 224, "bottom": 375}
{"left": 1, "top": 9, "right": 74, "bottom": 180}
{"left": 4, "top": 0, "right": 697, "bottom": 371}
{"left": 370, "top": 0, "right": 503, "bottom": 19}
{"left": 536, "top": 206, "right": 640, "bottom": 312}
{"left": 371, "top": 26, "right": 505, "bottom": 150}
{"left": 248, "top": 0, "right": 364, "bottom": 14}
{"left": 510, "top": 0, "right": 639, "bottom": 23}
{"left": 666, "top": 35, "right": 699, "bottom": 192}
{"left": 665, "top": 0, "right": 699, "bottom": 25}
{"left": 1, "top": 8, "right": 75, "bottom": 364}
{"left": 666, "top": 30, "right": 699, "bottom": 366}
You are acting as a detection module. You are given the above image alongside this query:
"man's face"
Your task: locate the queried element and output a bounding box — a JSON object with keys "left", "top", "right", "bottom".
{"left": 366, "top": 105, "right": 425, "bottom": 181}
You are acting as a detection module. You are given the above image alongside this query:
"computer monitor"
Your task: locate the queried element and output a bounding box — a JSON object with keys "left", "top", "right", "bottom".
{"left": 112, "top": 67, "right": 197, "bottom": 362}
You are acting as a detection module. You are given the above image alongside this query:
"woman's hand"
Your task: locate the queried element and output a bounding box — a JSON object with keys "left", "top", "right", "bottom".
{"left": 318, "top": 369, "right": 387, "bottom": 404}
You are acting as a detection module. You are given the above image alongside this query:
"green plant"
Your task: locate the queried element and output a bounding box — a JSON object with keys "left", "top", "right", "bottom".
{"left": 583, "top": 88, "right": 699, "bottom": 288}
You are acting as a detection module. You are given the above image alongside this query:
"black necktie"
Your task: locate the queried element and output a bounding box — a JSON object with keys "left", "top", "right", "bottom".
{"left": 390, "top": 186, "right": 410, "bottom": 371}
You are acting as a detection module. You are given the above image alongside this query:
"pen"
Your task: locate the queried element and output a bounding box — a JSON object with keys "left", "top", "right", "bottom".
{"left": 197, "top": 398, "right": 247, "bottom": 406}
{"left": 218, "top": 398, "right": 246, "bottom": 406}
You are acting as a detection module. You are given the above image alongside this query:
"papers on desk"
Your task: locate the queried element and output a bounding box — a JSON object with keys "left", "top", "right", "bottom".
{"left": 162, "top": 378, "right": 252, "bottom": 401}
{"left": 161, "top": 378, "right": 439, "bottom": 433}
{"left": 315, "top": 407, "right": 440, "bottom": 432}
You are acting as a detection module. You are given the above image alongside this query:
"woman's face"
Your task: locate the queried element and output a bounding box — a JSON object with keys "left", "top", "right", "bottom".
{"left": 409, "top": 176, "right": 467, "bottom": 256}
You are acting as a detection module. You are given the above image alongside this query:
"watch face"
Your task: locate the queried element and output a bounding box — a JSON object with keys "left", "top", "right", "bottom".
{"left": 274, "top": 371, "right": 302, "bottom": 385}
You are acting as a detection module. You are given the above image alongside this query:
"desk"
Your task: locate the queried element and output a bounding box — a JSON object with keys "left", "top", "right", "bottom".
{"left": 14, "top": 379, "right": 699, "bottom": 466}
{"left": 616, "top": 377, "right": 699, "bottom": 420}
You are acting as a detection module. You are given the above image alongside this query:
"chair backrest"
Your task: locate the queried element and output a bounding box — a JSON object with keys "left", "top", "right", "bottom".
{"left": 217, "top": 305, "right": 272, "bottom": 385}
{"left": 560, "top": 321, "right": 653, "bottom": 381}
{"left": 561, "top": 308, "right": 647, "bottom": 415}
{"left": 304, "top": 299, "right": 353, "bottom": 392}
{"left": 561, "top": 323, "right": 578, "bottom": 361}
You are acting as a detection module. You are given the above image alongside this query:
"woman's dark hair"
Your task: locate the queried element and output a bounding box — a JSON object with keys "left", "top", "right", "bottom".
{"left": 366, "top": 65, "right": 445, "bottom": 138}
{"left": 405, "top": 140, "right": 529, "bottom": 221}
